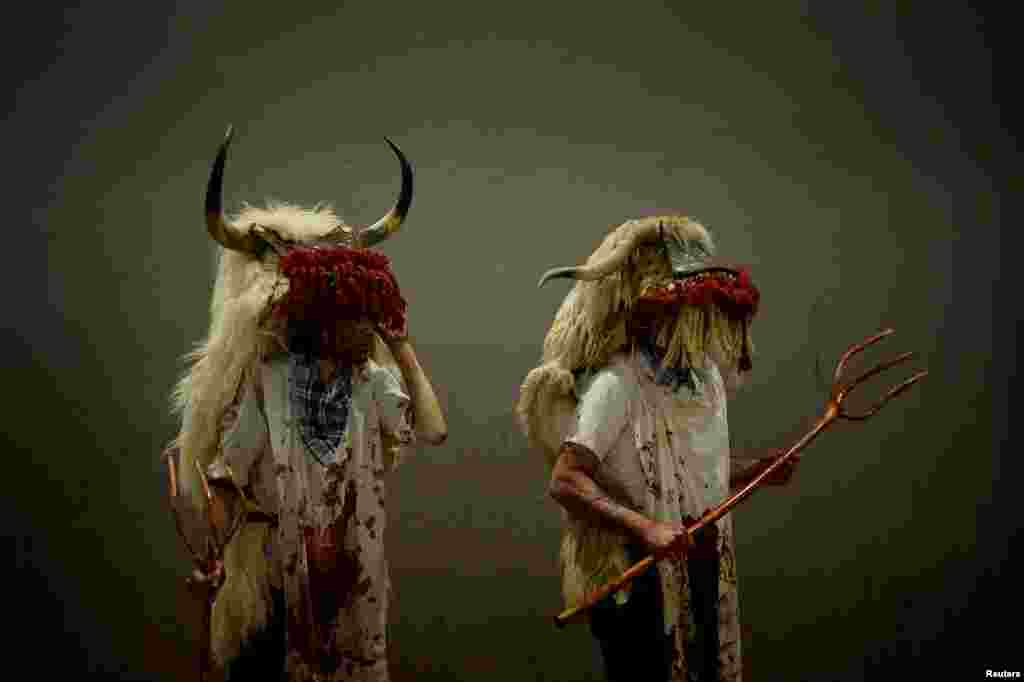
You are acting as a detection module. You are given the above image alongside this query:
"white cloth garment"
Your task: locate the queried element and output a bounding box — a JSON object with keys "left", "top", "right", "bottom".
{"left": 209, "top": 354, "right": 414, "bottom": 681}
{"left": 565, "top": 349, "right": 743, "bottom": 681}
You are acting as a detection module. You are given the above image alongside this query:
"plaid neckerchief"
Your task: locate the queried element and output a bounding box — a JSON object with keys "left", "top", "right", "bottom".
{"left": 636, "top": 337, "right": 697, "bottom": 395}
{"left": 288, "top": 352, "right": 354, "bottom": 467}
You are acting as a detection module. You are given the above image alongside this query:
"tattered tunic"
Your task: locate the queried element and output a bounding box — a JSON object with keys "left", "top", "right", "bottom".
{"left": 565, "top": 349, "right": 742, "bottom": 681}
{"left": 209, "top": 353, "right": 414, "bottom": 681}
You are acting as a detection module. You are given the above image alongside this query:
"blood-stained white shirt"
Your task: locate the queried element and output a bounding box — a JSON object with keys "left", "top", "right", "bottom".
{"left": 564, "top": 349, "right": 743, "bottom": 681}
{"left": 208, "top": 354, "right": 414, "bottom": 681}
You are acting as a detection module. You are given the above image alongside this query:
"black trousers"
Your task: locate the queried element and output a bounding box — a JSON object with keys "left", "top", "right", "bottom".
{"left": 225, "top": 587, "right": 287, "bottom": 682}
{"left": 590, "top": 531, "right": 720, "bottom": 682}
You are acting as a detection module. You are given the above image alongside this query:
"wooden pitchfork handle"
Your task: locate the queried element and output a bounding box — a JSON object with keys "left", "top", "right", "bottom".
{"left": 554, "top": 328, "right": 928, "bottom": 628}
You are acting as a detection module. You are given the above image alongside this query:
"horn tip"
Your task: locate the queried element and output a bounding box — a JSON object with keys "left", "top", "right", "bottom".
{"left": 538, "top": 268, "right": 572, "bottom": 288}
{"left": 382, "top": 136, "right": 411, "bottom": 174}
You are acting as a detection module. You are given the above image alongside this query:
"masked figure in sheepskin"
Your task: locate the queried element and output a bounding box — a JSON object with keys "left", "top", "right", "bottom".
{"left": 518, "top": 215, "right": 792, "bottom": 681}
{"left": 171, "top": 128, "right": 447, "bottom": 681}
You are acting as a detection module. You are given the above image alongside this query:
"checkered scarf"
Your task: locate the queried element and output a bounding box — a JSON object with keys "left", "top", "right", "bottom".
{"left": 636, "top": 335, "right": 696, "bottom": 394}
{"left": 288, "top": 352, "right": 354, "bottom": 467}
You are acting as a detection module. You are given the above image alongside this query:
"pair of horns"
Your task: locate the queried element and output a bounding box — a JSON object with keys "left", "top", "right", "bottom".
{"left": 537, "top": 218, "right": 666, "bottom": 288}
{"left": 205, "top": 125, "right": 414, "bottom": 253}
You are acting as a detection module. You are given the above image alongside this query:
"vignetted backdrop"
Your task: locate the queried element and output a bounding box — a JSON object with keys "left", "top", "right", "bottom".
{"left": 13, "top": 2, "right": 1013, "bottom": 679}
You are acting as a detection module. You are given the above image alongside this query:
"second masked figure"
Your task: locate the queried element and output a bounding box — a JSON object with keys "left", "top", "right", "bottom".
{"left": 518, "top": 215, "right": 766, "bottom": 682}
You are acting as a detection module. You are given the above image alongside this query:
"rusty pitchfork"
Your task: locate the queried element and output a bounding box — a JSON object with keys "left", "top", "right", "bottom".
{"left": 554, "top": 327, "right": 928, "bottom": 627}
{"left": 164, "top": 448, "right": 248, "bottom": 681}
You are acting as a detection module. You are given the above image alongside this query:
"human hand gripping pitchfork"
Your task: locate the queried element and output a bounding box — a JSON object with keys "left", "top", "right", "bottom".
{"left": 164, "top": 449, "right": 247, "bottom": 680}
{"left": 554, "top": 328, "right": 928, "bottom": 627}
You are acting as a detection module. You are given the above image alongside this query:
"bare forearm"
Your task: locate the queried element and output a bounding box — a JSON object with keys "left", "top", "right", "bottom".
{"left": 550, "top": 468, "right": 653, "bottom": 544}
{"left": 388, "top": 339, "right": 447, "bottom": 445}
{"left": 551, "top": 445, "right": 690, "bottom": 558}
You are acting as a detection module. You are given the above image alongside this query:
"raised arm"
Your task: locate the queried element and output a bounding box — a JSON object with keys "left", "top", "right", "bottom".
{"left": 386, "top": 338, "right": 447, "bottom": 445}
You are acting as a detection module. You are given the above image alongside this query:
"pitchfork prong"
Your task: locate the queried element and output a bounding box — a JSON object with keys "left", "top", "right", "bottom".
{"left": 840, "top": 369, "right": 929, "bottom": 421}
{"left": 191, "top": 458, "right": 250, "bottom": 561}
{"left": 165, "top": 450, "right": 206, "bottom": 570}
{"left": 195, "top": 458, "right": 214, "bottom": 503}
{"left": 832, "top": 330, "right": 925, "bottom": 421}
{"left": 843, "top": 350, "right": 916, "bottom": 394}
{"left": 215, "top": 463, "right": 249, "bottom": 557}
{"left": 194, "top": 459, "right": 227, "bottom": 554}
{"left": 166, "top": 448, "right": 180, "bottom": 500}
{"left": 834, "top": 327, "right": 895, "bottom": 384}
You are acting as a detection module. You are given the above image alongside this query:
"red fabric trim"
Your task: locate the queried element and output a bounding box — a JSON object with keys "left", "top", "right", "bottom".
{"left": 636, "top": 268, "right": 761, "bottom": 320}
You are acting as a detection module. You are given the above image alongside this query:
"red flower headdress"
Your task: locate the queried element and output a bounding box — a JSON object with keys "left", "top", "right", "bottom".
{"left": 275, "top": 246, "right": 408, "bottom": 342}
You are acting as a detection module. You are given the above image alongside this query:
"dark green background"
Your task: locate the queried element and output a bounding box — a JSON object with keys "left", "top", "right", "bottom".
{"left": 12, "top": 1, "right": 1013, "bottom": 679}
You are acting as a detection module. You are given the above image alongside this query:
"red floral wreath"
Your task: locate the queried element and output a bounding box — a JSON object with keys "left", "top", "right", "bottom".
{"left": 275, "top": 246, "right": 408, "bottom": 340}
{"left": 636, "top": 268, "right": 761, "bottom": 320}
